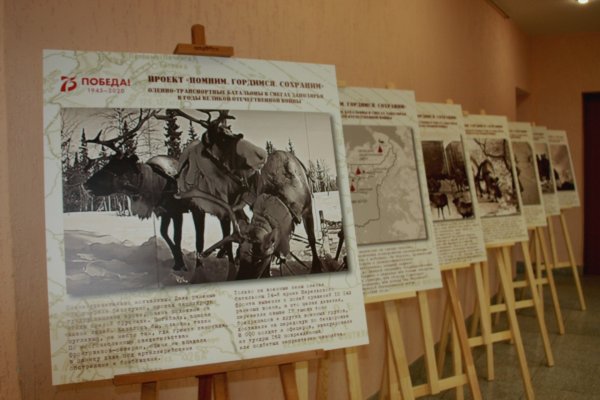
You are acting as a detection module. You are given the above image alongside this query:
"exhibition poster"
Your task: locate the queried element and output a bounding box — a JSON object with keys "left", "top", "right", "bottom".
{"left": 532, "top": 126, "right": 560, "bottom": 217}
{"left": 339, "top": 87, "right": 441, "bottom": 300}
{"left": 417, "top": 102, "right": 486, "bottom": 265}
{"left": 546, "top": 129, "right": 580, "bottom": 209}
{"left": 43, "top": 50, "right": 369, "bottom": 384}
{"left": 463, "top": 114, "right": 528, "bottom": 244}
{"left": 508, "top": 122, "right": 546, "bottom": 228}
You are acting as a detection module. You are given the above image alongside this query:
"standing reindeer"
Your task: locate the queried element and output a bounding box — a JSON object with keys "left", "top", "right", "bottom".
{"left": 475, "top": 159, "right": 502, "bottom": 202}
{"left": 83, "top": 110, "right": 204, "bottom": 271}
{"left": 175, "top": 110, "right": 268, "bottom": 265}
{"left": 429, "top": 192, "right": 450, "bottom": 219}
{"left": 237, "top": 150, "right": 322, "bottom": 279}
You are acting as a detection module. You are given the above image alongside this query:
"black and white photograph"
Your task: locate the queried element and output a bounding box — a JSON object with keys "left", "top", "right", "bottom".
{"left": 466, "top": 138, "right": 520, "bottom": 217}
{"left": 422, "top": 140, "right": 474, "bottom": 221}
{"left": 534, "top": 142, "right": 556, "bottom": 194}
{"left": 61, "top": 107, "right": 346, "bottom": 295}
{"left": 511, "top": 141, "right": 542, "bottom": 206}
{"left": 550, "top": 144, "right": 576, "bottom": 191}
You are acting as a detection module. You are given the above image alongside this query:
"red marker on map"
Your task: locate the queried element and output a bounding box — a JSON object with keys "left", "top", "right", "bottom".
{"left": 350, "top": 182, "right": 356, "bottom": 192}
{"left": 355, "top": 167, "right": 361, "bottom": 175}
{"left": 378, "top": 145, "right": 383, "bottom": 153}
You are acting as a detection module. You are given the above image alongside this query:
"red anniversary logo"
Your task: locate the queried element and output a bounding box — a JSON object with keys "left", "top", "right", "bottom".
{"left": 60, "top": 76, "right": 77, "bottom": 92}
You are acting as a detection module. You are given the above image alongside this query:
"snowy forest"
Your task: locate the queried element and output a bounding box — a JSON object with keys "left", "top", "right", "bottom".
{"left": 61, "top": 108, "right": 338, "bottom": 213}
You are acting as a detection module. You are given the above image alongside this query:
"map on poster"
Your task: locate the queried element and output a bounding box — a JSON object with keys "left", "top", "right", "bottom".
{"left": 532, "top": 126, "right": 561, "bottom": 217}
{"left": 43, "top": 50, "right": 369, "bottom": 384}
{"left": 339, "top": 87, "right": 441, "bottom": 300}
{"left": 508, "top": 122, "right": 546, "bottom": 228}
{"left": 417, "top": 102, "right": 486, "bottom": 265}
{"left": 345, "top": 125, "right": 426, "bottom": 244}
{"left": 546, "top": 129, "right": 580, "bottom": 209}
{"left": 463, "top": 114, "right": 528, "bottom": 244}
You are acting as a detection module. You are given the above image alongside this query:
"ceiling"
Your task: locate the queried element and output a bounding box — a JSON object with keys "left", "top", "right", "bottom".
{"left": 490, "top": 0, "right": 600, "bottom": 35}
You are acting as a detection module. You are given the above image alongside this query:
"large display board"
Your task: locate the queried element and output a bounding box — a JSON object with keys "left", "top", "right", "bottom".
{"left": 508, "top": 122, "right": 546, "bottom": 228}
{"left": 417, "top": 102, "right": 486, "bottom": 265}
{"left": 43, "top": 50, "right": 369, "bottom": 384}
{"left": 532, "top": 126, "right": 560, "bottom": 217}
{"left": 339, "top": 88, "right": 441, "bottom": 299}
{"left": 546, "top": 129, "right": 580, "bottom": 209}
{"left": 463, "top": 115, "right": 528, "bottom": 244}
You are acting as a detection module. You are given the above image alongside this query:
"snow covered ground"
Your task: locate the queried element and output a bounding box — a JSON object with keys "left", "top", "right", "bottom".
{"left": 62, "top": 192, "right": 345, "bottom": 296}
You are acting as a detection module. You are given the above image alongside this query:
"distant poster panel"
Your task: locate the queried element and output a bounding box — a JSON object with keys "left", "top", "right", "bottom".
{"left": 547, "top": 130, "right": 580, "bottom": 209}
{"left": 44, "top": 50, "right": 369, "bottom": 384}
{"left": 464, "top": 115, "right": 528, "bottom": 244}
{"left": 508, "top": 122, "right": 546, "bottom": 228}
{"left": 417, "top": 102, "right": 486, "bottom": 265}
{"left": 532, "top": 126, "right": 560, "bottom": 217}
{"left": 340, "top": 88, "right": 441, "bottom": 300}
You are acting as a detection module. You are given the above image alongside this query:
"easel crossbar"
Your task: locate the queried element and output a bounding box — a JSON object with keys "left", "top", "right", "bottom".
{"left": 113, "top": 350, "right": 324, "bottom": 385}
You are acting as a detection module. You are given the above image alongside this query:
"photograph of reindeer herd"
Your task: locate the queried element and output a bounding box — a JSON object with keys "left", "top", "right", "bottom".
{"left": 61, "top": 107, "right": 346, "bottom": 296}
{"left": 465, "top": 138, "right": 520, "bottom": 217}
{"left": 422, "top": 139, "right": 474, "bottom": 222}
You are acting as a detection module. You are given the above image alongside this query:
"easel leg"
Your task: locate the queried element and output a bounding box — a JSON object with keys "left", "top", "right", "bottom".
{"left": 280, "top": 363, "right": 300, "bottom": 400}
{"left": 494, "top": 248, "right": 535, "bottom": 400}
{"left": 559, "top": 212, "right": 587, "bottom": 310}
{"left": 316, "top": 352, "right": 329, "bottom": 400}
{"left": 417, "top": 291, "right": 440, "bottom": 394}
{"left": 213, "top": 374, "right": 228, "bottom": 400}
{"left": 344, "top": 347, "right": 364, "bottom": 400}
{"left": 451, "top": 320, "right": 465, "bottom": 400}
{"left": 436, "top": 300, "right": 452, "bottom": 374}
{"left": 442, "top": 270, "right": 482, "bottom": 400}
{"left": 520, "top": 242, "right": 555, "bottom": 366}
{"left": 532, "top": 229, "right": 544, "bottom": 315}
{"left": 385, "top": 337, "right": 402, "bottom": 400}
{"left": 473, "top": 262, "right": 494, "bottom": 381}
{"left": 141, "top": 382, "right": 157, "bottom": 400}
{"left": 537, "top": 226, "right": 565, "bottom": 335}
{"left": 384, "top": 300, "right": 415, "bottom": 400}
{"left": 469, "top": 300, "right": 481, "bottom": 337}
{"left": 295, "top": 361, "right": 309, "bottom": 400}
{"left": 197, "top": 375, "right": 212, "bottom": 400}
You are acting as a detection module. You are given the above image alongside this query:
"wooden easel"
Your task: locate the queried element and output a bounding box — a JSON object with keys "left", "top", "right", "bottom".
{"left": 113, "top": 350, "right": 324, "bottom": 400}
{"left": 441, "top": 241, "right": 554, "bottom": 400}
{"left": 477, "top": 244, "right": 538, "bottom": 399}
{"left": 333, "top": 87, "right": 481, "bottom": 400}
{"left": 546, "top": 212, "right": 587, "bottom": 310}
{"left": 374, "top": 267, "right": 482, "bottom": 400}
{"left": 524, "top": 226, "right": 565, "bottom": 334}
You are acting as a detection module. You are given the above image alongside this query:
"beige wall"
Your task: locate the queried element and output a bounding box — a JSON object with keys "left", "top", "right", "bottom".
{"left": 530, "top": 32, "right": 600, "bottom": 266}
{"left": 0, "top": 0, "right": 23, "bottom": 397}
{"left": 1, "top": 0, "right": 533, "bottom": 399}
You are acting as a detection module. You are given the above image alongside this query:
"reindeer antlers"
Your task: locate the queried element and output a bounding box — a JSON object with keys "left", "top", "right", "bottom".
{"left": 154, "top": 109, "right": 234, "bottom": 128}
{"left": 85, "top": 109, "right": 157, "bottom": 156}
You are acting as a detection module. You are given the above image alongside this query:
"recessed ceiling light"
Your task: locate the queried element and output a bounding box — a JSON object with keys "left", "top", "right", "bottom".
{"left": 577, "top": 0, "right": 589, "bottom": 4}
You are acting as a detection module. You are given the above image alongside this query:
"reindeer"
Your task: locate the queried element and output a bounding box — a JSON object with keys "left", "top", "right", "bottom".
{"left": 175, "top": 110, "right": 268, "bottom": 264}
{"left": 83, "top": 110, "right": 204, "bottom": 271}
{"left": 236, "top": 150, "right": 322, "bottom": 279}
{"left": 429, "top": 192, "right": 450, "bottom": 219}
{"left": 453, "top": 195, "right": 474, "bottom": 219}
{"left": 475, "top": 159, "right": 502, "bottom": 202}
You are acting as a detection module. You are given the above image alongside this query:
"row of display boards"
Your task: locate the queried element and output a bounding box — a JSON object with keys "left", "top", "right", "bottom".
{"left": 42, "top": 30, "right": 585, "bottom": 400}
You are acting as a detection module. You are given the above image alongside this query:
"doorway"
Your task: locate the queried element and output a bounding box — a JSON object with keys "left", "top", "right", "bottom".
{"left": 583, "top": 92, "right": 600, "bottom": 275}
